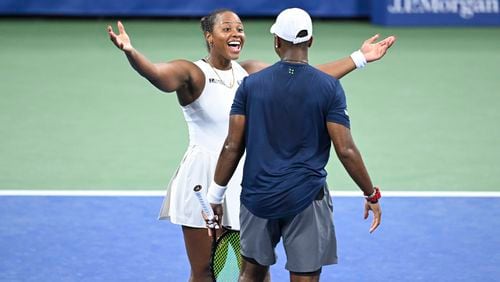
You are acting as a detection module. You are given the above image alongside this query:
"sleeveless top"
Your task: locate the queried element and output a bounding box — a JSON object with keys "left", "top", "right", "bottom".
{"left": 181, "top": 60, "right": 248, "bottom": 153}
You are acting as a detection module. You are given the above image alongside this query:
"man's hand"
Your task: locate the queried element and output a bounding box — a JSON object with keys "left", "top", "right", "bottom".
{"left": 360, "top": 34, "right": 396, "bottom": 63}
{"left": 364, "top": 201, "right": 382, "bottom": 233}
{"left": 204, "top": 203, "right": 223, "bottom": 236}
{"left": 107, "top": 21, "right": 133, "bottom": 52}
{"left": 211, "top": 203, "right": 224, "bottom": 224}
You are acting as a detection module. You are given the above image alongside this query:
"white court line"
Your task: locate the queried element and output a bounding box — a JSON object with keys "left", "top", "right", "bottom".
{"left": 0, "top": 190, "right": 499, "bottom": 197}
{"left": 0, "top": 190, "right": 165, "bottom": 197}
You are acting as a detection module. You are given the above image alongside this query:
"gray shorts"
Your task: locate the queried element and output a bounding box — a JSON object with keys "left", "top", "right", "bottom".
{"left": 239, "top": 185, "right": 337, "bottom": 273}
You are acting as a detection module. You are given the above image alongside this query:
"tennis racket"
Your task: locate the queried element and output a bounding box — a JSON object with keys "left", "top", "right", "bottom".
{"left": 193, "top": 185, "right": 241, "bottom": 282}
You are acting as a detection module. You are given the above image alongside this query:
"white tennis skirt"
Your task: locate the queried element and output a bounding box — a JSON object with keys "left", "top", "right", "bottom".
{"left": 158, "top": 145, "right": 243, "bottom": 230}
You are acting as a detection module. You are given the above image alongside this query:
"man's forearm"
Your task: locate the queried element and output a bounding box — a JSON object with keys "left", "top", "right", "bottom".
{"left": 337, "top": 146, "right": 375, "bottom": 196}
{"left": 208, "top": 115, "right": 246, "bottom": 204}
{"left": 207, "top": 142, "right": 244, "bottom": 204}
{"left": 214, "top": 141, "right": 245, "bottom": 186}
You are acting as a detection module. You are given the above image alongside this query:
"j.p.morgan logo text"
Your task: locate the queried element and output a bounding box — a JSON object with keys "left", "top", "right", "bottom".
{"left": 388, "top": 0, "right": 499, "bottom": 19}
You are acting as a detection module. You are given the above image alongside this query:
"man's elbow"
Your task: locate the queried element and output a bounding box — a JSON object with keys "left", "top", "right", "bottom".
{"left": 223, "top": 141, "right": 245, "bottom": 155}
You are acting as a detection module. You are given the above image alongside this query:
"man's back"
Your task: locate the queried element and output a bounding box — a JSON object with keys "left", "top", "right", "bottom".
{"left": 231, "top": 61, "right": 350, "bottom": 219}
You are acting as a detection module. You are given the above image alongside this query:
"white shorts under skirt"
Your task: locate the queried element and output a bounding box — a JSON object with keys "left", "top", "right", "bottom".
{"left": 158, "top": 145, "right": 243, "bottom": 230}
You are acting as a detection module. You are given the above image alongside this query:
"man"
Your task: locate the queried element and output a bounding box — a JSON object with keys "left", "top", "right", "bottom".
{"left": 207, "top": 8, "right": 383, "bottom": 282}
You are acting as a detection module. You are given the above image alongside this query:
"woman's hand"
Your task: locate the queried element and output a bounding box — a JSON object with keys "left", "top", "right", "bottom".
{"left": 108, "top": 21, "right": 133, "bottom": 52}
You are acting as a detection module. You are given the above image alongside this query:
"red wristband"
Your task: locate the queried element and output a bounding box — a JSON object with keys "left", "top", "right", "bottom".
{"left": 366, "top": 187, "right": 381, "bottom": 204}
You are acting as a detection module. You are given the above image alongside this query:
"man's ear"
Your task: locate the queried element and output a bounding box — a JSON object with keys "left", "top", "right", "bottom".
{"left": 308, "top": 37, "right": 313, "bottom": 48}
{"left": 274, "top": 36, "right": 280, "bottom": 49}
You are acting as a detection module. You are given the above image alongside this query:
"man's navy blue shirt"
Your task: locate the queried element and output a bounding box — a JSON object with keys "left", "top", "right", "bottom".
{"left": 231, "top": 61, "right": 350, "bottom": 219}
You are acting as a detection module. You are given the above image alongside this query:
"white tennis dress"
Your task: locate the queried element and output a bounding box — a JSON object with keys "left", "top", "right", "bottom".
{"left": 158, "top": 59, "right": 248, "bottom": 230}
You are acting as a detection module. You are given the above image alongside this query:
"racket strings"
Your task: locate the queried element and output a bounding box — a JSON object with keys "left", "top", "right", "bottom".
{"left": 212, "top": 231, "right": 241, "bottom": 281}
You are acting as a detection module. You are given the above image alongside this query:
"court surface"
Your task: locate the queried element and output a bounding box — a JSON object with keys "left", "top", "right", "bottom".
{"left": 1, "top": 194, "right": 499, "bottom": 281}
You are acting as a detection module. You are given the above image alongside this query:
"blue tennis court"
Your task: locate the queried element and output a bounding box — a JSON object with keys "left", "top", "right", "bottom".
{"left": 1, "top": 195, "right": 498, "bottom": 281}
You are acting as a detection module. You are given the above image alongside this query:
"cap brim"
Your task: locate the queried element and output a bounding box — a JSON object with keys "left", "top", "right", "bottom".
{"left": 270, "top": 23, "right": 276, "bottom": 35}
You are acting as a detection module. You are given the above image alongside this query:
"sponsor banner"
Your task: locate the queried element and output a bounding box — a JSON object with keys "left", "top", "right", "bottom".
{"left": 0, "top": 0, "right": 369, "bottom": 17}
{"left": 372, "top": 0, "right": 500, "bottom": 26}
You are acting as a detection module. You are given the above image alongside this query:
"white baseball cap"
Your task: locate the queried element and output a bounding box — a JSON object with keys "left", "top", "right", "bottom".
{"left": 270, "top": 8, "right": 313, "bottom": 44}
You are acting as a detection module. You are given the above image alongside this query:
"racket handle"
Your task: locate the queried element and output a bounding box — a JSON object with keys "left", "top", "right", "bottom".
{"left": 193, "top": 185, "right": 215, "bottom": 222}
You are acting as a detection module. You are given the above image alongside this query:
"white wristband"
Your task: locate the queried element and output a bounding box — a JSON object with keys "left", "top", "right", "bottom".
{"left": 207, "top": 181, "right": 227, "bottom": 204}
{"left": 350, "top": 50, "right": 367, "bottom": 69}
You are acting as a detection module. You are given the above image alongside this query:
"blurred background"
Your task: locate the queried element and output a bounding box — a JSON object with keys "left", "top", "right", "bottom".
{"left": 1, "top": 0, "right": 499, "bottom": 192}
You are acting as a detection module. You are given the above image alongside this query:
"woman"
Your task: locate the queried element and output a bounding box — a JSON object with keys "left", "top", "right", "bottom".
{"left": 108, "top": 9, "right": 395, "bottom": 281}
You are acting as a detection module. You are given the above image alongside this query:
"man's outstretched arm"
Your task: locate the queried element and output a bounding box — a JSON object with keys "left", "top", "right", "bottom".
{"left": 240, "top": 34, "right": 396, "bottom": 78}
